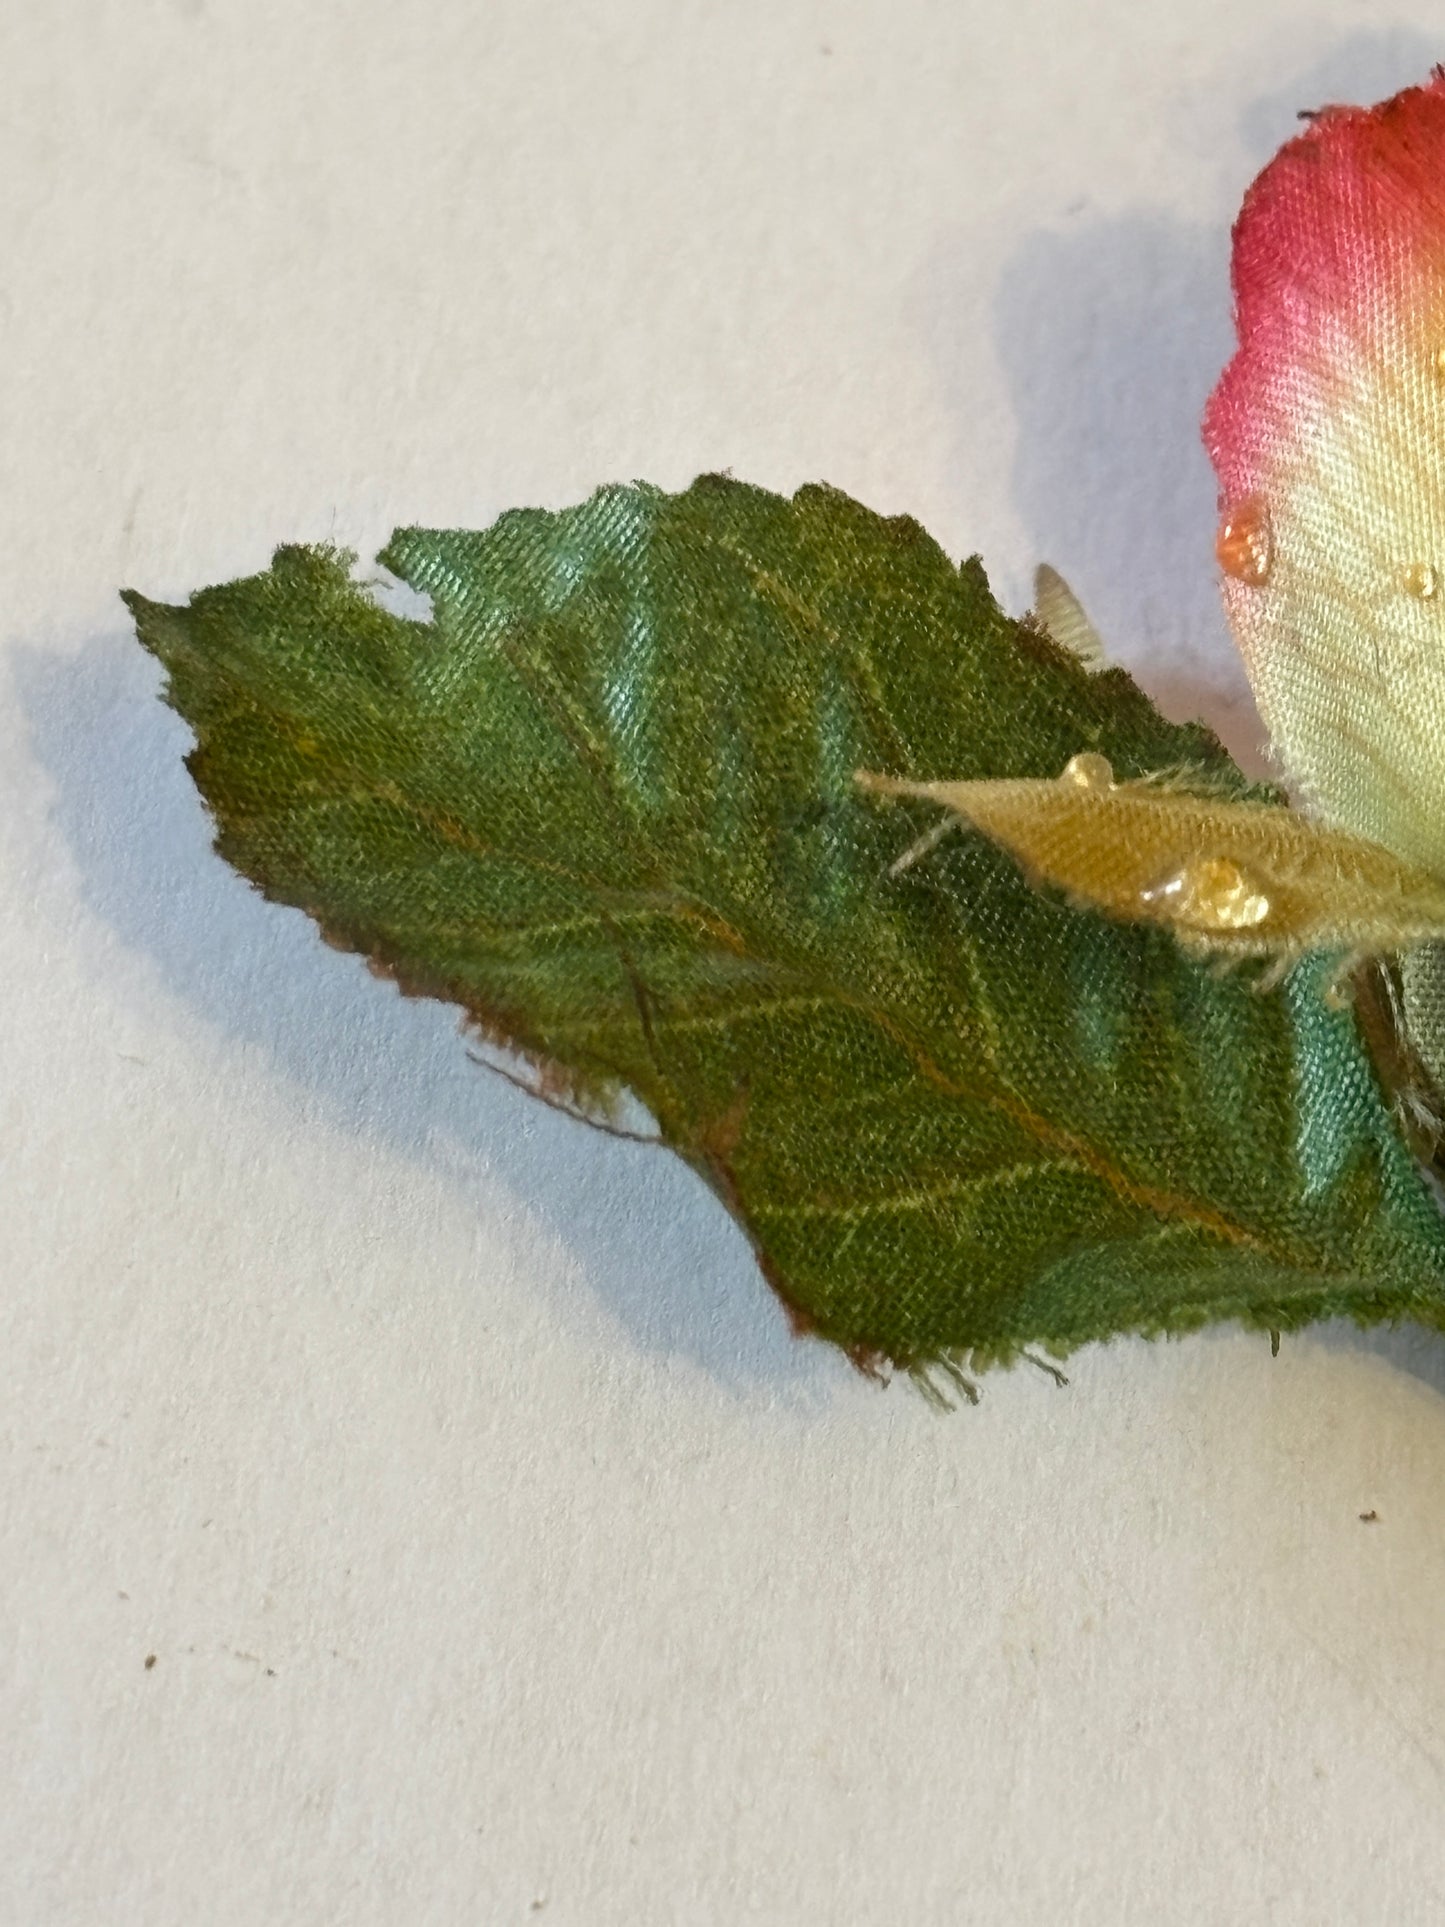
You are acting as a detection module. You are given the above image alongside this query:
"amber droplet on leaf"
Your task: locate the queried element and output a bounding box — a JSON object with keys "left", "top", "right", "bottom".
{"left": 1140, "top": 857, "right": 1271, "bottom": 932}
{"left": 1216, "top": 499, "right": 1272, "bottom": 586}
{"left": 1059, "top": 751, "right": 1115, "bottom": 791}
{"left": 1402, "top": 560, "right": 1438, "bottom": 601}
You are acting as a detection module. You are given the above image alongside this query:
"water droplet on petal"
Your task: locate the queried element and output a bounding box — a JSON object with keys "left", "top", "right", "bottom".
{"left": 1215, "top": 499, "right": 1272, "bottom": 586}
{"left": 1402, "top": 560, "right": 1439, "bottom": 601}
{"left": 1059, "top": 751, "right": 1115, "bottom": 791}
{"left": 1139, "top": 856, "right": 1271, "bottom": 932}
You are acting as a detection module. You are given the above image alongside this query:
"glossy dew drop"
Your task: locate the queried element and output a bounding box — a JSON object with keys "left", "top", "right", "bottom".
{"left": 1215, "top": 499, "right": 1272, "bottom": 586}
{"left": 1402, "top": 559, "right": 1439, "bottom": 601}
{"left": 1059, "top": 751, "right": 1115, "bottom": 792}
{"left": 1139, "top": 856, "right": 1271, "bottom": 932}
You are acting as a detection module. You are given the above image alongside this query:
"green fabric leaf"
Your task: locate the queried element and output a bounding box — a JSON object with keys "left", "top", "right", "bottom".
{"left": 124, "top": 476, "right": 1445, "bottom": 1378}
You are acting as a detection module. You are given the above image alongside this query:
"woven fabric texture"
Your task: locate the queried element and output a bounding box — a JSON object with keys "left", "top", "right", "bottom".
{"left": 124, "top": 477, "right": 1445, "bottom": 1376}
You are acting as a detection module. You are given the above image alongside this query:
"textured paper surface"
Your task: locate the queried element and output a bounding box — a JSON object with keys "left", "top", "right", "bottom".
{"left": 6, "top": 3, "right": 1445, "bottom": 1921}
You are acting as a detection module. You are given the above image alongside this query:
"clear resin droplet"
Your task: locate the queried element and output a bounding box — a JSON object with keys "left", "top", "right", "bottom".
{"left": 1139, "top": 857, "right": 1271, "bottom": 932}
{"left": 1215, "top": 499, "right": 1272, "bottom": 586}
{"left": 1402, "top": 560, "right": 1439, "bottom": 601}
{"left": 1059, "top": 751, "right": 1115, "bottom": 791}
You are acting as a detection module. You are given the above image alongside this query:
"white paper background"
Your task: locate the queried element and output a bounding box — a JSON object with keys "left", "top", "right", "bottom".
{"left": 7, "top": 3, "right": 1445, "bottom": 1921}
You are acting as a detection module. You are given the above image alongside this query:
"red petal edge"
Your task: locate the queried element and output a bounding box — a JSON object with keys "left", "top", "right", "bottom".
{"left": 1204, "top": 69, "right": 1445, "bottom": 506}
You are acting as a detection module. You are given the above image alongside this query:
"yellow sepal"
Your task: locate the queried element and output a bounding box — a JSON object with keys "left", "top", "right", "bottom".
{"left": 859, "top": 756, "right": 1445, "bottom": 964}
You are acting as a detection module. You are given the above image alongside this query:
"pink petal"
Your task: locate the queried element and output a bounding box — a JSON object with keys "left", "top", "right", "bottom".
{"left": 1203, "top": 71, "right": 1445, "bottom": 874}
